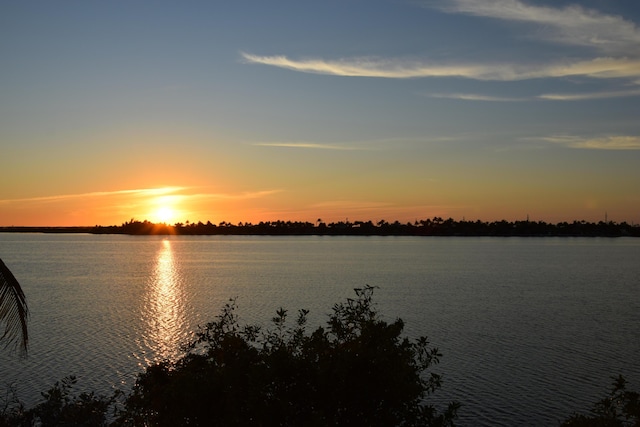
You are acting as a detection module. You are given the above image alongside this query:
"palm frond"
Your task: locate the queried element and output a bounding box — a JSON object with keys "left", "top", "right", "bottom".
{"left": 0, "top": 258, "right": 29, "bottom": 355}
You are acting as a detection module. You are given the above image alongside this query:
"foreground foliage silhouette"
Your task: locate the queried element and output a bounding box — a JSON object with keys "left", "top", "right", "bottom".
{"left": 1, "top": 287, "right": 638, "bottom": 425}
{"left": 0, "top": 376, "right": 118, "bottom": 427}
{"left": 561, "top": 375, "right": 640, "bottom": 427}
{"left": 115, "top": 285, "right": 459, "bottom": 426}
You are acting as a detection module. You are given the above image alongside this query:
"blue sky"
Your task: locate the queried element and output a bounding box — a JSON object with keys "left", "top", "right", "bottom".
{"left": 1, "top": 0, "right": 639, "bottom": 225}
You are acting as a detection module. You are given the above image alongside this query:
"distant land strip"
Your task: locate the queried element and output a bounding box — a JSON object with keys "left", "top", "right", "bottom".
{"left": 1, "top": 218, "right": 638, "bottom": 237}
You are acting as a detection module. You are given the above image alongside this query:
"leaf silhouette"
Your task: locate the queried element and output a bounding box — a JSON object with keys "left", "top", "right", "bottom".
{"left": 0, "top": 258, "right": 29, "bottom": 355}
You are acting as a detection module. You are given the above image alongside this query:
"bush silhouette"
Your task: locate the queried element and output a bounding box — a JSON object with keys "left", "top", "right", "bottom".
{"left": 0, "top": 376, "right": 116, "bottom": 427}
{"left": 115, "top": 286, "right": 459, "bottom": 426}
{"left": 3, "top": 286, "right": 640, "bottom": 426}
{"left": 561, "top": 375, "right": 640, "bottom": 427}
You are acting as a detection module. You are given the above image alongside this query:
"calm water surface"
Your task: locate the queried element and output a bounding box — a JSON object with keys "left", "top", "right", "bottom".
{"left": 0, "top": 234, "right": 639, "bottom": 426}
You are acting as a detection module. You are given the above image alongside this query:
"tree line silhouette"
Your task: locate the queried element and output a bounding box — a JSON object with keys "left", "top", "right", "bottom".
{"left": 95, "top": 217, "right": 638, "bottom": 236}
{"left": 1, "top": 217, "right": 638, "bottom": 236}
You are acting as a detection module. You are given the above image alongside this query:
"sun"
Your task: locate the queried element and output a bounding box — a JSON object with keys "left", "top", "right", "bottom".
{"left": 148, "top": 193, "right": 185, "bottom": 224}
{"left": 155, "top": 206, "right": 177, "bottom": 224}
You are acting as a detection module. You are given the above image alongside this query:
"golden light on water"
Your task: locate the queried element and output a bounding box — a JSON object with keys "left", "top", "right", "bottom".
{"left": 144, "top": 239, "right": 187, "bottom": 362}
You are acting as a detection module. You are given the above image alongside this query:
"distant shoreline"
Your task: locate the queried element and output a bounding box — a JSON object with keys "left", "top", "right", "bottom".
{"left": 1, "top": 218, "right": 638, "bottom": 237}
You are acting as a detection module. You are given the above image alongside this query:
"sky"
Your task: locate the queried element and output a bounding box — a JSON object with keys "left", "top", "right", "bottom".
{"left": 1, "top": 0, "right": 639, "bottom": 226}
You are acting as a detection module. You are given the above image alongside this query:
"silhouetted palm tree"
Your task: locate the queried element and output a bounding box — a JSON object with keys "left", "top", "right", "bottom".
{"left": 0, "top": 258, "right": 28, "bottom": 355}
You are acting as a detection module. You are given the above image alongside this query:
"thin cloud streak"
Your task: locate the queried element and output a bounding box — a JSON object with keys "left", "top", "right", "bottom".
{"left": 0, "top": 187, "right": 188, "bottom": 205}
{"left": 254, "top": 142, "right": 362, "bottom": 150}
{"left": 430, "top": 87, "right": 640, "bottom": 102}
{"left": 537, "top": 88, "right": 640, "bottom": 101}
{"left": 241, "top": 52, "right": 500, "bottom": 79}
{"left": 242, "top": 52, "right": 640, "bottom": 81}
{"left": 428, "top": 93, "right": 526, "bottom": 102}
{"left": 0, "top": 187, "right": 281, "bottom": 205}
{"left": 254, "top": 137, "right": 460, "bottom": 149}
{"left": 543, "top": 135, "right": 640, "bottom": 150}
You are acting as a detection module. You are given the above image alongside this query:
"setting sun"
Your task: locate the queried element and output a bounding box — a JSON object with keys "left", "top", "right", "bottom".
{"left": 148, "top": 193, "right": 184, "bottom": 224}
{"left": 155, "top": 206, "right": 176, "bottom": 224}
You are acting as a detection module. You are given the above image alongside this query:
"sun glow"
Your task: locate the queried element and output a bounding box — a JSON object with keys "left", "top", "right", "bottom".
{"left": 149, "top": 194, "right": 183, "bottom": 224}
{"left": 156, "top": 206, "right": 176, "bottom": 224}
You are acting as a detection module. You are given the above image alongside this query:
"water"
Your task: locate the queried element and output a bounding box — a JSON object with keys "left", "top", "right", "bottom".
{"left": 1, "top": 234, "right": 639, "bottom": 425}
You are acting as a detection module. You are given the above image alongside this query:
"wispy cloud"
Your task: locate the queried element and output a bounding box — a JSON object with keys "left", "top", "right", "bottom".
{"left": 241, "top": 52, "right": 500, "bottom": 79}
{"left": 429, "top": 0, "right": 640, "bottom": 55}
{"left": 542, "top": 135, "right": 640, "bottom": 150}
{"left": 253, "top": 136, "right": 461, "bottom": 150}
{"left": 0, "top": 187, "right": 188, "bottom": 205}
{"left": 253, "top": 142, "right": 363, "bottom": 150}
{"left": 540, "top": 57, "right": 640, "bottom": 80}
{"left": 242, "top": 0, "right": 640, "bottom": 89}
{"left": 537, "top": 88, "right": 640, "bottom": 101}
{"left": 241, "top": 53, "right": 640, "bottom": 81}
{"left": 428, "top": 93, "right": 526, "bottom": 102}
{"left": 429, "top": 87, "right": 640, "bottom": 102}
{"left": 0, "top": 187, "right": 281, "bottom": 205}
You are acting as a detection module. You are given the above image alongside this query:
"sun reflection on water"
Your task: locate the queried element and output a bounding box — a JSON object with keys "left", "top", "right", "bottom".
{"left": 143, "top": 239, "right": 187, "bottom": 363}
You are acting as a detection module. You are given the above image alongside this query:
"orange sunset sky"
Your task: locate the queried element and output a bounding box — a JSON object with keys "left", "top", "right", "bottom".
{"left": 2, "top": 1, "right": 639, "bottom": 226}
